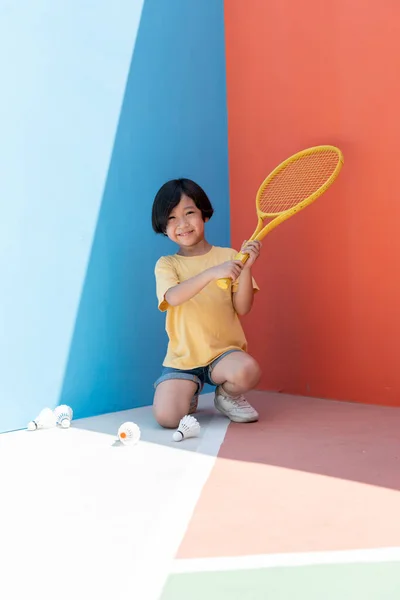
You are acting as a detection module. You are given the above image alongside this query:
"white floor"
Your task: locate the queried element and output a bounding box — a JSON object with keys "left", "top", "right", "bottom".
{"left": 0, "top": 394, "right": 228, "bottom": 600}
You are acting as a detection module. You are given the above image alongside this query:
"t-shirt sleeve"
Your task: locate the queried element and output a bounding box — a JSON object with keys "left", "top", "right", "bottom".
{"left": 228, "top": 248, "right": 260, "bottom": 293}
{"left": 154, "top": 257, "right": 179, "bottom": 312}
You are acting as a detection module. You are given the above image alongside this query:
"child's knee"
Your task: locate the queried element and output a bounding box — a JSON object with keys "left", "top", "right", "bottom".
{"left": 152, "top": 404, "right": 180, "bottom": 429}
{"left": 234, "top": 358, "right": 261, "bottom": 389}
{"left": 153, "top": 379, "right": 197, "bottom": 428}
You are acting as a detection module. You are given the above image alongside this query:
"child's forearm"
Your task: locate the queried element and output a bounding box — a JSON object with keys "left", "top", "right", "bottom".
{"left": 232, "top": 269, "right": 255, "bottom": 315}
{"left": 165, "top": 270, "right": 214, "bottom": 306}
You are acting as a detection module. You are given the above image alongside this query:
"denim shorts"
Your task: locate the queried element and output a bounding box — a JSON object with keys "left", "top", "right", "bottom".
{"left": 154, "top": 349, "right": 242, "bottom": 394}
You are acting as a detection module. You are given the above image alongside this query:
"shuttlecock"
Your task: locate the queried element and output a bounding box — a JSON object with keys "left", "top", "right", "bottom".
{"left": 54, "top": 404, "right": 73, "bottom": 428}
{"left": 27, "top": 408, "right": 57, "bottom": 431}
{"left": 172, "top": 415, "right": 200, "bottom": 442}
{"left": 118, "top": 421, "right": 141, "bottom": 445}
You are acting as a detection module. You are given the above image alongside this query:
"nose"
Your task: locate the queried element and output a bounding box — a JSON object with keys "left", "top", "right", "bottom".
{"left": 177, "top": 215, "right": 189, "bottom": 228}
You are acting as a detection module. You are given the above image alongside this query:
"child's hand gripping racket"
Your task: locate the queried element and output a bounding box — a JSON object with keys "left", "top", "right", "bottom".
{"left": 217, "top": 145, "right": 344, "bottom": 290}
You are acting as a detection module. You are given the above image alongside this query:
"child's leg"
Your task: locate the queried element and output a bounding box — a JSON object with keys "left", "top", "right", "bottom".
{"left": 209, "top": 351, "right": 261, "bottom": 423}
{"left": 153, "top": 379, "right": 198, "bottom": 429}
{"left": 210, "top": 351, "right": 261, "bottom": 395}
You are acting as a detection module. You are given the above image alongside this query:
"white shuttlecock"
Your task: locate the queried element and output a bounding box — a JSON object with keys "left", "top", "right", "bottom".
{"left": 118, "top": 421, "right": 141, "bottom": 445}
{"left": 27, "top": 408, "right": 57, "bottom": 431}
{"left": 172, "top": 415, "right": 200, "bottom": 442}
{"left": 54, "top": 404, "right": 73, "bottom": 428}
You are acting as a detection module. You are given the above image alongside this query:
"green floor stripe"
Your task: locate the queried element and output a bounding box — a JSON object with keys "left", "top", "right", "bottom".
{"left": 160, "top": 562, "right": 400, "bottom": 600}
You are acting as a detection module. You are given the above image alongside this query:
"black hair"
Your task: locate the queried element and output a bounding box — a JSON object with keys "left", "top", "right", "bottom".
{"left": 152, "top": 178, "right": 214, "bottom": 235}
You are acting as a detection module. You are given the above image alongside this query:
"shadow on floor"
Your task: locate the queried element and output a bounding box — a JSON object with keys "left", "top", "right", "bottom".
{"left": 220, "top": 390, "right": 400, "bottom": 492}
{"left": 72, "top": 390, "right": 400, "bottom": 492}
{"left": 71, "top": 392, "right": 228, "bottom": 454}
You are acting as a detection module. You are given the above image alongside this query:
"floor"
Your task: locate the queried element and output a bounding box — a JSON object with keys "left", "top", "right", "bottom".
{"left": 2, "top": 391, "right": 400, "bottom": 599}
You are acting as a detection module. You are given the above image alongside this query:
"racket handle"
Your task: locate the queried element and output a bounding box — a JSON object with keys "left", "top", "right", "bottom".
{"left": 216, "top": 251, "right": 250, "bottom": 290}
{"left": 216, "top": 278, "right": 231, "bottom": 290}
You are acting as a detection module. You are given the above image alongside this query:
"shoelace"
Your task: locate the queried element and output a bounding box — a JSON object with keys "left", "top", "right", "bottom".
{"left": 228, "top": 396, "right": 250, "bottom": 408}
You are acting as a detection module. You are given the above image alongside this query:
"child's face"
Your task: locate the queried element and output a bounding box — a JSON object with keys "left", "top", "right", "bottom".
{"left": 165, "top": 194, "right": 207, "bottom": 247}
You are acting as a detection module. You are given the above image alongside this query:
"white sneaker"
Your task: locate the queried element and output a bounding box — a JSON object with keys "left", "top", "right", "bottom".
{"left": 214, "top": 386, "right": 259, "bottom": 423}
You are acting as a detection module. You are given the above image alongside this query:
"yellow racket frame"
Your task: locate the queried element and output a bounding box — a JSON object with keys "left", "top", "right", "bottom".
{"left": 217, "top": 144, "right": 344, "bottom": 290}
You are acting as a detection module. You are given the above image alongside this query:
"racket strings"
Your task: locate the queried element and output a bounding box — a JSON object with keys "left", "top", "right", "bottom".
{"left": 258, "top": 150, "right": 340, "bottom": 214}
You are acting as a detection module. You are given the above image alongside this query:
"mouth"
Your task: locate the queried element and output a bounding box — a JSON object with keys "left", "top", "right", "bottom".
{"left": 177, "top": 230, "right": 194, "bottom": 238}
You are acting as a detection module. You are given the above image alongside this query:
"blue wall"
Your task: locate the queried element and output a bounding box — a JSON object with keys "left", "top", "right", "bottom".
{"left": 0, "top": 0, "right": 230, "bottom": 433}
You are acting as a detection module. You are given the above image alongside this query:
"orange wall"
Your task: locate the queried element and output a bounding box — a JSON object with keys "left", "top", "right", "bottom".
{"left": 225, "top": 1, "right": 400, "bottom": 406}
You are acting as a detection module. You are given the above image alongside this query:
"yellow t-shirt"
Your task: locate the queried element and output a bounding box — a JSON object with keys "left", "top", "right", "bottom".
{"left": 154, "top": 245, "right": 259, "bottom": 370}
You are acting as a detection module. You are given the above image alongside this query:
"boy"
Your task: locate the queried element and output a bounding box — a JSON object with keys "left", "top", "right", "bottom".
{"left": 152, "top": 178, "right": 262, "bottom": 427}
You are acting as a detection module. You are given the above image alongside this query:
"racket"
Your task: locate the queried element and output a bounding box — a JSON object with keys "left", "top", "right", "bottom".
{"left": 217, "top": 144, "right": 344, "bottom": 290}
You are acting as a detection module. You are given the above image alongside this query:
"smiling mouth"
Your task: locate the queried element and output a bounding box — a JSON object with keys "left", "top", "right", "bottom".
{"left": 178, "top": 231, "right": 194, "bottom": 237}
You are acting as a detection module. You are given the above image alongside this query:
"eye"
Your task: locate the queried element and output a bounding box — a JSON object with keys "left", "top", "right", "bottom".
{"left": 168, "top": 215, "right": 175, "bottom": 220}
{"left": 186, "top": 210, "right": 195, "bottom": 215}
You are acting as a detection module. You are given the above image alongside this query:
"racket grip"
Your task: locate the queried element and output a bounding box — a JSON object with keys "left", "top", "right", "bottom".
{"left": 216, "top": 278, "right": 231, "bottom": 290}
{"left": 216, "top": 251, "right": 250, "bottom": 290}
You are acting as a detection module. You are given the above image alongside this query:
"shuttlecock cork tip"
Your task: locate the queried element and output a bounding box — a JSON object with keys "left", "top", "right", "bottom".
{"left": 172, "top": 430, "right": 184, "bottom": 442}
